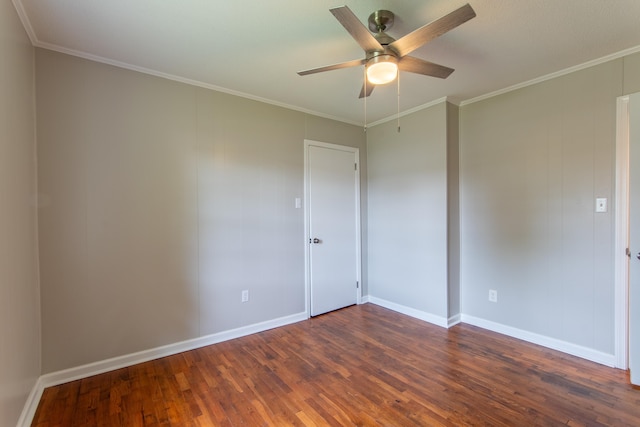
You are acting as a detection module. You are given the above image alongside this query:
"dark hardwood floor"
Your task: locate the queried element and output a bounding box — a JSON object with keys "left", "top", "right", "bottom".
{"left": 32, "top": 304, "right": 640, "bottom": 426}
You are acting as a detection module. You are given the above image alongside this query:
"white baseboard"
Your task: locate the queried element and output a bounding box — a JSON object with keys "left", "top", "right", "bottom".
{"left": 461, "top": 314, "right": 616, "bottom": 368}
{"left": 41, "top": 311, "right": 308, "bottom": 387}
{"left": 447, "top": 313, "right": 462, "bottom": 327}
{"left": 364, "top": 297, "right": 616, "bottom": 368}
{"left": 18, "top": 311, "right": 307, "bottom": 427}
{"left": 367, "top": 296, "right": 449, "bottom": 328}
{"left": 16, "top": 377, "right": 45, "bottom": 427}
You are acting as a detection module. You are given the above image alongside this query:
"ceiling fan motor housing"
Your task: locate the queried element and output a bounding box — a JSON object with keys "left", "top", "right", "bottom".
{"left": 366, "top": 46, "right": 398, "bottom": 61}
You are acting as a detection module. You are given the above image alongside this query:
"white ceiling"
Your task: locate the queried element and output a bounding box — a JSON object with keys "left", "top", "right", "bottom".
{"left": 12, "top": 0, "right": 640, "bottom": 124}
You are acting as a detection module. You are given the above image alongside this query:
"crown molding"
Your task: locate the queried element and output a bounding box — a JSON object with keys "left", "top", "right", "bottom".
{"left": 367, "top": 96, "right": 449, "bottom": 128}
{"left": 461, "top": 45, "right": 640, "bottom": 107}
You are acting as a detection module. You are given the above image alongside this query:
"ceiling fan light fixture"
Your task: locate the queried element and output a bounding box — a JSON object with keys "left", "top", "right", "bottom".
{"left": 366, "top": 54, "right": 398, "bottom": 85}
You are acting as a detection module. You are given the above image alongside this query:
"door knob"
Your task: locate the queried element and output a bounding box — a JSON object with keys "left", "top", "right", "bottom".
{"left": 313, "top": 238, "right": 321, "bottom": 244}
{"left": 637, "top": 252, "right": 640, "bottom": 260}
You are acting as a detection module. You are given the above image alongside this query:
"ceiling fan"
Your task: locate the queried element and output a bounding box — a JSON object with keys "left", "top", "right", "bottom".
{"left": 298, "top": 3, "right": 476, "bottom": 98}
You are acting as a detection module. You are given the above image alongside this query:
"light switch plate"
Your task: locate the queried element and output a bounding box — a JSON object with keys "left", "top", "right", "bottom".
{"left": 596, "top": 198, "right": 607, "bottom": 213}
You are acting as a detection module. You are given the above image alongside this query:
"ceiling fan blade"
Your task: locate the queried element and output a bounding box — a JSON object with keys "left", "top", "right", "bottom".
{"left": 389, "top": 3, "right": 476, "bottom": 57}
{"left": 298, "top": 58, "right": 366, "bottom": 76}
{"left": 359, "top": 82, "right": 375, "bottom": 99}
{"left": 399, "top": 56, "right": 454, "bottom": 79}
{"left": 330, "top": 6, "right": 383, "bottom": 52}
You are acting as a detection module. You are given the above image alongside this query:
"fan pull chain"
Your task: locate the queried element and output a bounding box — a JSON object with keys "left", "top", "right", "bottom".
{"left": 397, "top": 72, "right": 401, "bottom": 133}
{"left": 363, "top": 66, "right": 368, "bottom": 133}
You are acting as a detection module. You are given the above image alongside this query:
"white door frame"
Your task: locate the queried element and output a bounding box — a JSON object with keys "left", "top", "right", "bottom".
{"left": 304, "top": 139, "right": 362, "bottom": 318}
{"left": 615, "top": 95, "right": 630, "bottom": 369}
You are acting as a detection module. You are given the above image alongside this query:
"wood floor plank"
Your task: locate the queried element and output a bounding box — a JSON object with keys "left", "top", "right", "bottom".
{"left": 32, "top": 304, "right": 640, "bottom": 426}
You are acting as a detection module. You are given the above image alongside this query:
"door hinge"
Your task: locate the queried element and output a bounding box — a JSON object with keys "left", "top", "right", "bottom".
{"left": 355, "top": 163, "right": 357, "bottom": 171}
{"left": 627, "top": 247, "right": 631, "bottom": 257}
{"left": 356, "top": 281, "right": 359, "bottom": 288}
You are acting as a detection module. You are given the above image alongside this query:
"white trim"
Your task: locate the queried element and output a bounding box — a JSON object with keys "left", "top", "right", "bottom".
{"left": 31, "top": 42, "right": 361, "bottom": 128}
{"left": 18, "top": 0, "right": 640, "bottom": 129}
{"left": 367, "top": 97, "right": 449, "bottom": 127}
{"left": 364, "top": 297, "right": 617, "bottom": 367}
{"left": 11, "top": 1, "right": 37, "bottom": 44}
{"left": 304, "top": 140, "right": 362, "bottom": 316}
{"left": 18, "top": 303, "right": 623, "bottom": 426}
{"left": 16, "top": 377, "right": 45, "bottom": 427}
{"left": 14, "top": 0, "right": 640, "bottom": 129}
{"left": 303, "top": 143, "right": 311, "bottom": 317}
{"left": 355, "top": 150, "right": 362, "bottom": 306}
{"left": 367, "top": 297, "right": 448, "bottom": 328}
{"left": 615, "top": 95, "right": 631, "bottom": 370}
{"left": 461, "top": 45, "right": 640, "bottom": 107}
{"left": 447, "top": 314, "right": 462, "bottom": 328}
{"left": 40, "top": 311, "right": 306, "bottom": 387}
{"left": 461, "top": 314, "right": 616, "bottom": 368}
{"left": 17, "top": 311, "right": 306, "bottom": 425}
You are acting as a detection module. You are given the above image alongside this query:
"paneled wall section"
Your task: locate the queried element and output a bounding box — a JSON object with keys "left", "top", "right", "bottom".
{"left": 35, "top": 49, "right": 366, "bottom": 373}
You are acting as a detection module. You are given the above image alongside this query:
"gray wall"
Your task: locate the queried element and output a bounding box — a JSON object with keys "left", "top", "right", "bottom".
{"left": 366, "top": 51, "right": 640, "bottom": 359}
{"left": 36, "top": 49, "right": 366, "bottom": 373}
{"left": 367, "top": 103, "right": 451, "bottom": 318}
{"left": 460, "top": 59, "right": 622, "bottom": 353}
{"left": 0, "top": 3, "right": 40, "bottom": 426}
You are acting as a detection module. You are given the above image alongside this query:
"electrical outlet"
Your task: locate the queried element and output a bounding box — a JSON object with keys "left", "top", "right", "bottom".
{"left": 489, "top": 289, "right": 498, "bottom": 303}
{"left": 241, "top": 290, "right": 249, "bottom": 303}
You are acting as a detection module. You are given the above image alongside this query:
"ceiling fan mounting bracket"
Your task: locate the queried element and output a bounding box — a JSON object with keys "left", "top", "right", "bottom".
{"left": 366, "top": 47, "right": 398, "bottom": 62}
{"left": 368, "top": 10, "right": 394, "bottom": 33}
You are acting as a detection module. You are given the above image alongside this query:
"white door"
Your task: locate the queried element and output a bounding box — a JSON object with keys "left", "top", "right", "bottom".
{"left": 305, "top": 141, "right": 360, "bottom": 316}
{"left": 629, "top": 92, "right": 640, "bottom": 384}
